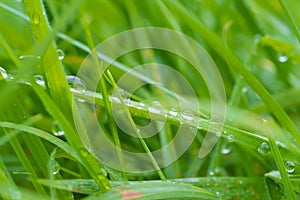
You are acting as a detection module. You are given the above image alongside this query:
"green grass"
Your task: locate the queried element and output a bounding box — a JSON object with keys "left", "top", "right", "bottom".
{"left": 1, "top": 0, "right": 300, "bottom": 199}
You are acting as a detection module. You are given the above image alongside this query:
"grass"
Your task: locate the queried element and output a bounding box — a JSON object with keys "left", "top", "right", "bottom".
{"left": 1, "top": 0, "right": 300, "bottom": 199}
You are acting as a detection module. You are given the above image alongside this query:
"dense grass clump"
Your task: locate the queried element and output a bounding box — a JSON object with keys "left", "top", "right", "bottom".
{"left": 1, "top": 0, "right": 300, "bottom": 199}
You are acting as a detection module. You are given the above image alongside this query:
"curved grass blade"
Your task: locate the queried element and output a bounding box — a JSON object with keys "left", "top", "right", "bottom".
{"left": 163, "top": 0, "right": 300, "bottom": 147}
{"left": 37, "top": 177, "right": 269, "bottom": 199}
{"left": 31, "top": 84, "right": 111, "bottom": 190}
{"left": 23, "top": 0, "right": 73, "bottom": 119}
{"left": 0, "top": 122, "right": 79, "bottom": 162}
{"left": 268, "top": 135, "right": 296, "bottom": 199}
{"left": 0, "top": 183, "right": 50, "bottom": 200}
{"left": 85, "top": 182, "right": 217, "bottom": 200}
{"left": 278, "top": 0, "right": 300, "bottom": 43}
{"left": 266, "top": 171, "right": 300, "bottom": 194}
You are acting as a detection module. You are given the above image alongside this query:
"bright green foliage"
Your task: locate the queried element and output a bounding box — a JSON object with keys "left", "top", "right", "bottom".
{"left": 1, "top": 0, "right": 300, "bottom": 199}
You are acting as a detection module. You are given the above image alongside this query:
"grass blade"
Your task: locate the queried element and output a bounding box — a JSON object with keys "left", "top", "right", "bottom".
{"left": 85, "top": 181, "right": 217, "bottom": 200}
{"left": 278, "top": 0, "right": 300, "bottom": 43}
{"left": 37, "top": 177, "right": 270, "bottom": 199}
{"left": 266, "top": 120, "right": 296, "bottom": 199}
{"left": 31, "top": 84, "right": 111, "bottom": 190}
{"left": 164, "top": 0, "right": 300, "bottom": 146}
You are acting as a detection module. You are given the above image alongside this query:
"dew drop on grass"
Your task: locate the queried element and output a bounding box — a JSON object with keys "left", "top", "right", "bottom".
{"left": 114, "top": 89, "right": 129, "bottom": 104}
{"left": 0, "top": 67, "right": 8, "bottom": 80}
{"left": 34, "top": 75, "right": 45, "bottom": 86}
{"left": 197, "top": 123, "right": 202, "bottom": 130}
{"left": 57, "top": 49, "right": 65, "bottom": 60}
{"left": 275, "top": 140, "right": 282, "bottom": 149}
{"left": 149, "top": 101, "right": 165, "bottom": 116}
{"left": 18, "top": 55, "right": 41, "bottom": 60}
{"left": 216, "top": 131, "right": 221, "bottom": 137}
{"left": 51, "top": 161, "right": 60, "bottom": 175}
{"left": 181, "top": 110, "right": 194, "bottom": 122}
{"left": 278, "top": 54, "right": 288, "bottom": 63}
{"left": 285, "top": 161, "right": 295, "bottom": 173}
{"left": 52, "top": 122, "right": 64, "bottom": 136}
{"left": 136, "top": 102, "right": 146, "bottom": 110}
{"left": 242, "top": 87, "right": 248, "bottom": 93}
{"left": 221, "top": 145, "right": 231, "bottom": 155}
{"left": 168, "top": 108, "right": 178, "bottom": 117}
{"left": 67, "top": 76, "right": 86, "bottom": 94}
{"left": 227, "top": 134, "right": 235, "bottom": 143}
{"left": 257, "top": 141, "right": 270, "bottom": 156}
{"left": 32, "top": 13, "right": 40, "bottom": 25}
{"left": 119, "top": 89, "right": 127, "bottom": 99}
{"left": 221, "top": 148, "right": 231, "bottom": 155}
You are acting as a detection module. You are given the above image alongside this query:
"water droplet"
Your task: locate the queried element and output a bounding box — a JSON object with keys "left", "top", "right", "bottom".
{"left": 227, "top": 134, "right": 235, "bottom": 143}
{"left": 118, "top": 89, "right": 127, "bottom": 99}
{"left": 221, "top": 148, "right": 230, "bottom": 155}
{"left": 51, "top": 161, "right": 60, "bottom": 175}
{"left": 275, "top": 140, "right": 282, "bottom": 149}
{"left": 52, "top": 122, "right": 64, "bottom": 136}
{"left": 181, "top": 110, "right": 194, "bottom": 123}
{"left": 221, "top": 146, "right": 231, "bottom": 155}
{"left": 242, "top": 87, "right": 248, "bottom": 93}
{"left": 285, "top": 161, "right": 295, "bottom": 173}
{"left": 75, "top": 97, "right": 86, "bottom": 103}
{"left": 278, "top": 54, "right": 288, "bottom": 63}
{"left": 168, "top": 108, "right": 178, "bottom": 117}
{"left": 113, "top": 89, "right": 129, "bottom": 104}
{"left": 208, "top": 167, "right": 222, "bottom": 177}
{"left": 216, "top": 131, "right": 221, "bottom": 137}
{"left": 136, "top": 102, "right": 146, "bottom": 110}
{"left": 31, "top": 13, "right": 40, "bottom": 25}
{"left": 149, "top": 101, "right": 166, "bottom": 116}
{"left": 110, "top": 96, "right": 121, "bottom": 104}
{"left": 18, "top": 55, "right": 41, "bottom": 60}
{"left": 67, "top": 76, "right": 86, "bottom": 94}
{"left": 197, "top": 123, "right": 202, "bottom": 130}
{"left": 257, "top": 141, "right": 270, "bottom": 156}
{"left": 208, "top": 171, "right": 215, "bottom": 176}
{"left": 34, "top": 75, "right": 45, "bottom": 86}
{"left": 57, "top": 49, "right": 65, "bottom": 60}
{"left": 0, "top": 67, "right": 8, "bottom": 80}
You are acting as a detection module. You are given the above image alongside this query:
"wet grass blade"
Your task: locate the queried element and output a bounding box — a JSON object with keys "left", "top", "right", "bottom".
{"left": 164, "top": 0, "right": 300, "bottom": 146}
{"left": 0, "top": 182, "right": 50, "bottom": 200}
{"left": 268, "top": 135, "right": 296, "bottom": 199}
{"left": 31, "top": 84, "right": 111, "bottom": 190}
{"left": 36, "top": 177, "right": 269, "bottom": 199}
{"left": 83, "top": 182, "right": 217, "bottom": 200}
{"left": 0, "top": 122, "right": 79, "bottom": 162}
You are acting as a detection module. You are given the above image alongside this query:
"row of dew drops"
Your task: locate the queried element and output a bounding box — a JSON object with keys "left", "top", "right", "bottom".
{"left": 258, "top": 141, "right": 295, "bottom": 173}
{"left": 0, "top": 49, "right": 86, "bottom": 94}
{"left": 1, "top": 51, "right": 296, "bottom": 174}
